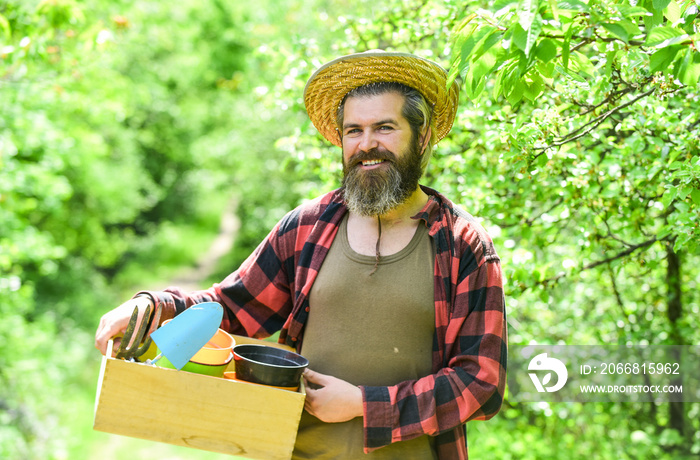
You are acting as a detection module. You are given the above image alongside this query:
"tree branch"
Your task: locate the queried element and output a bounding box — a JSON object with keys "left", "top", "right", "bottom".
{"left": 584, "top": 237, "right": 658, "bottom": 271}
{"left": 534, "top": 237, "right": 659, "bottom": 290}
{"left": 535, "top": 87, "right": 656, "bottom": 155}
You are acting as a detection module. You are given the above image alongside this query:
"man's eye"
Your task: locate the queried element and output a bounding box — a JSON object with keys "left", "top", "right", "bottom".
{"left": 378, "top": 125, "right": 393, "bottom": 131}
{"left": 345, "top": 128, "right": 361, "bottom": 135}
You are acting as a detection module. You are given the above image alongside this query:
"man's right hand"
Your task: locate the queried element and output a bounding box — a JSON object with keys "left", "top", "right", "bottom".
{"left": 94, "top": 295, "right": 154, "bottom": 356}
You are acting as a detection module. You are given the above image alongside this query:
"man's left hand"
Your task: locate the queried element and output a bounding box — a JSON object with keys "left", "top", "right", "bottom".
{"left": 303, "top": 368, "right": 363, "bottom": 423}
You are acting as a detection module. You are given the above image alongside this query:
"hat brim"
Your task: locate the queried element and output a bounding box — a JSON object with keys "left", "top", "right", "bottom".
{"left": 303, "top": 51, "right": 459, "bottom": 147}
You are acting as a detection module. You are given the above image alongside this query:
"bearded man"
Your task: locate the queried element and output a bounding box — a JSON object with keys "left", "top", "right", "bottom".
{"left": 95, "top": 50, "right": 507, "bottom": 459}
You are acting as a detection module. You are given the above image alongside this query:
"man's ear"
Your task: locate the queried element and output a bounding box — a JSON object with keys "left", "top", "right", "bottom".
{"left": 419, "top": 127, "right": 432, "bottom": 155}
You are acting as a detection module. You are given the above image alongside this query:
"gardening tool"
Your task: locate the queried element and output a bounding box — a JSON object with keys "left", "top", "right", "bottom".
{"left": 149, "top": 301, "right": 224, "bottom": 370}
{"left": 115, "top": 303, "right": 161, "bottom": 361}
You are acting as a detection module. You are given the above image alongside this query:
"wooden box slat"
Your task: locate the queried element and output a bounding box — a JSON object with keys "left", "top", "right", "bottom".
{"left": 94, "top": 336, "right": 305, "bottom": 460}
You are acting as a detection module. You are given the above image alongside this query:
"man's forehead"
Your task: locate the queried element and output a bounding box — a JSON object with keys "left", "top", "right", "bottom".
{"left": 342, "top": 92, "right": 408, "bottom": 125}
{"left": 344, "top": 91, "right": 405, "bottom": 111}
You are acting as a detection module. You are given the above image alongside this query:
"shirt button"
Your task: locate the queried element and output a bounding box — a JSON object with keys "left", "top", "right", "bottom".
{"left": 305, "top": 307, "right": 310, "bottom": 312}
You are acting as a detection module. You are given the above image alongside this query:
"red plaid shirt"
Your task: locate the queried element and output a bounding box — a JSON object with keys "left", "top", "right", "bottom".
{"left": 143, "top": 186, "right": 507, "bottom": 459}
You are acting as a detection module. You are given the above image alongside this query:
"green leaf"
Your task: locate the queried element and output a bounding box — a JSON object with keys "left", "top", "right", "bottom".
{"left": 620, "top": 18, "right": 643, "bottom": 38}
{"left": 690, "top": 189, "right": 700, "bottom": 205}
{"left": 466, "top": 47, "right": 500, "bottom": 99}
{"left": 448, "top": 14, "right": 479, "bottom": 83}
{"left": 675, "top": 49, "right": 700, "bottom": 87}
{"left": 603, "top": 22, "right": 629, "bottom": 43}
{"left": 561, "top": 39, "right": 570, "bottom": 69}
{"left": 667, "top": 148, "right": 682, "bottom": 164}
{"left": 523, "top": 73, "right": 545, "bottom": 101}
{"left": 536, "top": 38, "right": 558, "bottom": 63}
{"left": 555, "top": 64, "right": 590, "bottom": 88}
{"left": 561, "top": 21, "right": 577, "bottom": 69}
{"left": 496, "top": 61, "right": 525, "bottom": 104}
{"left": 557, "top": 0, "right": 589, "bottom": 12}
{"left": 547, "top": 0, "right": 560, "bottom": 20}
{"left": 662, "top": 188, "right": 677, "bottom": 208}
{"left": 663, "top": 0, "right": 681, "bottom": 23}
{"left": 537, "top": 60, "right": 556, "bottom": 78}
{"left": 518, "top": 0, "right": 540, "bottom": 30}
{"left": 458, "top": 24, "right": 496, "bottom": 64}
{"left": 678, "top": 186, "right": 692, "bottom": 200}
{"left": 657, "top": 222, "right": 676, "bottom": 240}
{"left": 653, "top": 0, "right": 672, "bottom": 10}
{"left": 644, "top": 0, "right": 665, "bottom": 28}
{"left": 465, "top": 73, "right": 487, "bottom": 99}
{"left": 618, "top": 6, "right": 654, "bottom": 18}
{"left": 507, "top": 80, "right": 525, "bottom": 105}
{"left": 493, "top": 0, "right": 520, "bottom": 12}
{"left": 649, "top": 46, "right": 680, "bottom": 72}
{"left": 0, "top": 13, "right": 10, "bottom": 42}
{"left": 447, "top": 65, "right": 462, "bottom": 88}
{"left": 645, "top": 25, "right": 687, "bottom": 47}
{"left": 513, "top": 15, "right": 543, "bottom": 56}
{"left": 569, "top": 51, "right": 596, "bottom": 77}
{"left": 605, "top": 50, "right": 617, "bottom": 77}
{"left": 494, "top": 63, "right": 507, "bottom": 98}
{"left": 674, "top": 201, "right": 690, "bottom": 213}
{"left": 473, "top": 29, "right": 505, "bottom": 61}
{"left": 674, "top": 232, "right": 693, "bottom": 252}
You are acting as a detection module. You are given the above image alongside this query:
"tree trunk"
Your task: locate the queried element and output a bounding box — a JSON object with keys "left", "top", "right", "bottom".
{"left": 665, "top": 242, "right": 684, "bottom": 436}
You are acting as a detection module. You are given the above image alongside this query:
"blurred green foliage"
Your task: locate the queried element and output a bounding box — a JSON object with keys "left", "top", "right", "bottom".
{"left": 1, "top": 0, "right": 248, "bottom": 456}
{"left": 1, "top": 0, "right": 698, "bottom": 458}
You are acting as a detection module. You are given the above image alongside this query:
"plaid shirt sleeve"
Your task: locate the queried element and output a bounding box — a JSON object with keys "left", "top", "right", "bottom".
{"left": 360, "top": 192, "right": 507, "bottom": 457}
{"left": 137, "top": 190, "right": 346, "bottom": 344}
{"left": 136, "top": 214, "right": 297, "bottom": 339}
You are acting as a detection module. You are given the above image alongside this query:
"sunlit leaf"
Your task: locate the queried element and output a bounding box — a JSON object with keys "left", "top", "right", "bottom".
{"left": 618, "top": 6, "right": 653, "bottom": 18}
{"left": 0, "top": 14, "right": 10, "bottom": 42}
{"left": 461, "top": 24, "right": 497, "bottom": 65}
{"left": 663, "top": 0, "right": 681, "bottom": 23}
{"left": 645, "top": 25, "right": 687, "bottom": 47}
{"left": 518, "top": 0, "right": 540, "bottom": 31}
{"left": 569, "top": 51, "right": 596, "bottom": 77}
{"left": 675, "top": 49, "right": 700, "bottom": 86}
{"left": 557, "top": 0, "right": 589, "bottom": 12}
{"left": 523, "top": 73, "right": 545, "bottom": 101}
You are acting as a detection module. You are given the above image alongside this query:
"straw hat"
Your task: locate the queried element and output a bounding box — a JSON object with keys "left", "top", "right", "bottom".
{"left": 303, "top": 50, "right": 460, "bottom": 147}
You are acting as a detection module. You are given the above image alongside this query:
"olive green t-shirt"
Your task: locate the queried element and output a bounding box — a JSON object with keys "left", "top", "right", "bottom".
{"left": 292, "top": 214, "right": 437, "bottom": 459}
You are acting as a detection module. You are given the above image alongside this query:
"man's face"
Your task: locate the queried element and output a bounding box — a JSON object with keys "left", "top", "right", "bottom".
{"left": 340, "top": 92, "right": 423, "bottom": 217}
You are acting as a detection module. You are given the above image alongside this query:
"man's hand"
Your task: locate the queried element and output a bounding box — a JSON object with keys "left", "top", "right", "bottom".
{"left": 94, "top": 296, "right": 153, "bottom": 356}
{"left": 303, "top": 369, "right": 363, "bottom": 423}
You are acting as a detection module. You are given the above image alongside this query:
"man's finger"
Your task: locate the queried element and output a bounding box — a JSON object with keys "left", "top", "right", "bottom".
{"left": 303, "top": 368, "right": 328, "bottom": 385}
{"left": 110, "top": 337, "right": 122, "bottom": 357}
{"left": 303, "top": 369, "right": 330, "bottom": 390}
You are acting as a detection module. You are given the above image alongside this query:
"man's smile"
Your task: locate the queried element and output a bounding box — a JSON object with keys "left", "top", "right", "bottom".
{"left": 360, "top": 159, "right": 388, "bottom": 168}
{"left": 348, "top": 149, "right": 396, "bottom": 170}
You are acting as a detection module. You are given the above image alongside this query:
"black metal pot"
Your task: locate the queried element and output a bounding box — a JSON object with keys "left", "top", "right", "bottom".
{"left": 233, "top": 344, "right": 309, "bottom": 388}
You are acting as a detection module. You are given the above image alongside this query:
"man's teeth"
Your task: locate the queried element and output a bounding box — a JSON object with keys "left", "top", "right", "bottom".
{"left": 362, "top": 159, "right": 384, "bottom": 166}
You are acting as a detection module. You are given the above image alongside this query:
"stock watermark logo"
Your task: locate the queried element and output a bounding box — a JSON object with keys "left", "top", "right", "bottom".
{"left": 508, "top": 345, "right": 699, "bottom": 402}
{"left": 528, "top": 353, "right": 568, "bottom": 393}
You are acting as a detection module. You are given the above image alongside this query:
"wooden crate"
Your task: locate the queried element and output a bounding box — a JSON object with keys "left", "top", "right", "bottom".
{"left": 94, "top": 336, "right": 306, "bottom": 460}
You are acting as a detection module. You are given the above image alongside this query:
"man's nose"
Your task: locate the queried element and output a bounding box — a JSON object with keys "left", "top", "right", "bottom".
{"left": 358, "top": 130, "right": 378, "bottom": 152}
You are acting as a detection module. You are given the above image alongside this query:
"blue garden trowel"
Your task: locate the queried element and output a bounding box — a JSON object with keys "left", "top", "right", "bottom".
{"left": 150, "top": 301, "right": 224, "bottom": 370}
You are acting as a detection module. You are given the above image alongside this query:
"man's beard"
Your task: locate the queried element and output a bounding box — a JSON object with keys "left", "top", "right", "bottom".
{"left": 342, "top": 139, "right": 423, "bottom": 217}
